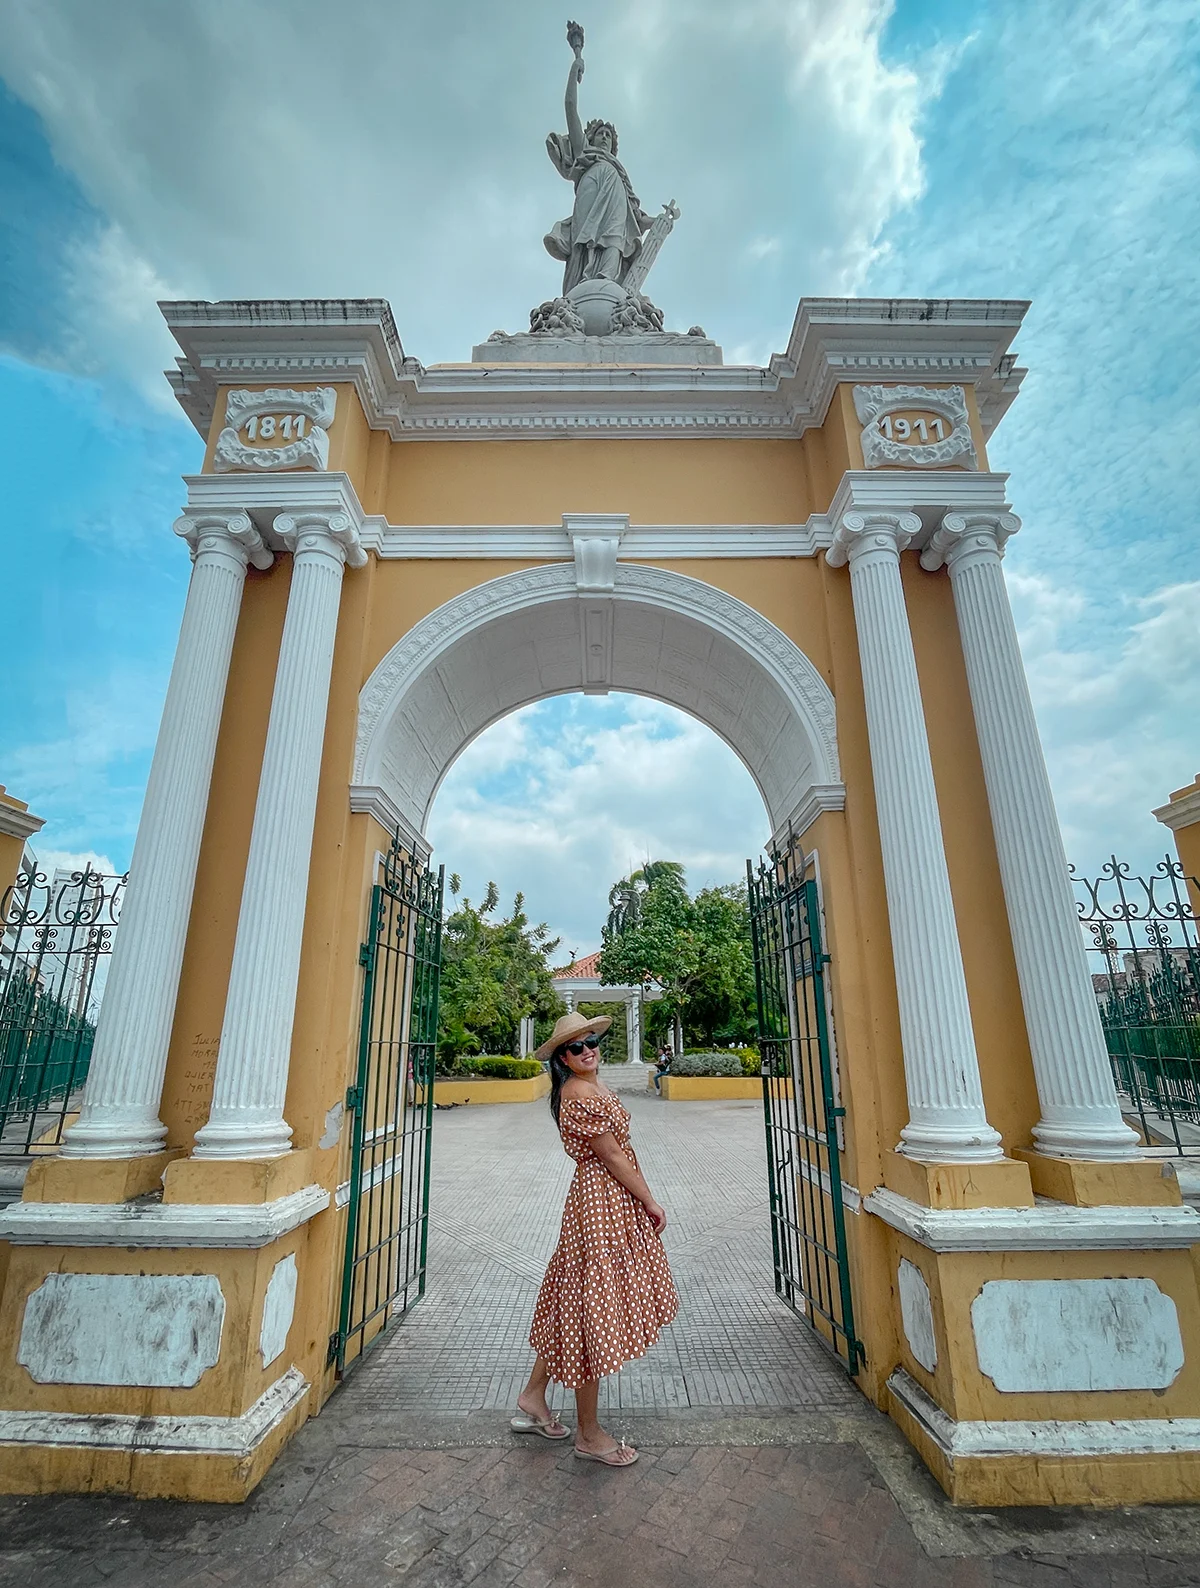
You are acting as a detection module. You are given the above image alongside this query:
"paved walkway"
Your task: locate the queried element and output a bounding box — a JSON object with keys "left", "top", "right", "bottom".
{"left": 348, "top": 1068, "right": 859, "bottom": 1417}
{"left": 7, "top": 1071, "right": 1200, "bottom": 1586}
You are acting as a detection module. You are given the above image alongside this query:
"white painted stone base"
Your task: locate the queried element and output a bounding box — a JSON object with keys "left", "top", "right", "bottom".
{"left": 864, "top": 1185, "right": 1200, "bottom": 1250}
{"left": 259, "top": 1253, "right": 298, "bottom": 1369}
{"left": 0, "top": 1367, "right": 309, "bottom": 1459}
{"left": 972, "top": 1277, "right": 1183, "bottom": 1393}
{"left": 18, "top": 1273, "right": 225, "bottom": 1387}
{"left": 0, "top": 1184, "right": 329, "bottom": 1247}
{"left": 897, "top": 1259, "right": 937, "bottom": 1373}
{"left": 889, "top": 1367, "right": 1200, "bottom": 1459}
{"left": 471, "top": 331, "right": 723, "bottom": 365}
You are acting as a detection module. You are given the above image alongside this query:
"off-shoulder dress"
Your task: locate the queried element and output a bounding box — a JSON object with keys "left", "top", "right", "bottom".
{"left": 529, "top": 1090, "right": 678, "bottom": 1388}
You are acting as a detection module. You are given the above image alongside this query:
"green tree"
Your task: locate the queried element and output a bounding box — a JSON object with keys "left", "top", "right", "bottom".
{"left": 437, "top": 883, "right": 565, "bottom": 1065}
{"left": 685, "top": 884, "right": 758, "bottom": 1047}
{"left": 598, "top": 863, "right": 757, "bottom": 1051}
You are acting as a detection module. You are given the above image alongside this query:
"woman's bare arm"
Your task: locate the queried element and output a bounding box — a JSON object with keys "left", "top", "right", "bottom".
{"left": 588, "top": 1130, "right": 667, "bottom": 1233}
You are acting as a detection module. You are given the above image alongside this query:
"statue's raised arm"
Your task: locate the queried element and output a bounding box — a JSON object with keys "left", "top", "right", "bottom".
{"left": 564, "top": 21, "right": 586, "bottom": 162}
{"left": 546, "top": 21, "right": 587, "bottom": 180}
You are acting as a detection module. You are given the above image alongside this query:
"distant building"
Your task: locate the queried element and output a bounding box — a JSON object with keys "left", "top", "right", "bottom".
{"left": 552, "top": 950, "right": 661, "bottom": 1061}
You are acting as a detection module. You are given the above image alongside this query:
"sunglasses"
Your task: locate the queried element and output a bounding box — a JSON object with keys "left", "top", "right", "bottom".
{"left": 562, "top": 1034, "right": 601, "bottom": 1056}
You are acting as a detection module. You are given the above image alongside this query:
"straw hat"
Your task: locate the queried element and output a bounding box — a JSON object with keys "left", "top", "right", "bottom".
{"left": 535, "top": 1010, "right": 612, "bottom": 1064}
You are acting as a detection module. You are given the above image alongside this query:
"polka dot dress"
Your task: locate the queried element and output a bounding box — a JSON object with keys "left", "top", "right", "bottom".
{"left": 529, "top": 1091, "right": 679, "bottom": 1388}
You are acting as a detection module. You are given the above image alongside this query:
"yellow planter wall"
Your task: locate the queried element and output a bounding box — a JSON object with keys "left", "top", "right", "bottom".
{"left": 661, "top": 1076, "right": 776, "bottom": 1101}
{"left": 421, "top": 1073, "right": 550, "bottom": 1106}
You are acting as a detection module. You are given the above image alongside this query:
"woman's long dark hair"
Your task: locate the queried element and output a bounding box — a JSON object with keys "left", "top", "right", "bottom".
{"left": 548, "top": 1047, "right": 573, "bottom": 1126}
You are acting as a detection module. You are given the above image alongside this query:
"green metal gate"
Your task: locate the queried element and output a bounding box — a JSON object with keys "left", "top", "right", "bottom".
{"left": 748, "top": 846, "right": 862, "bottom": 1373}
{"left": 334, "top": 837, "right": 444, "bottom": 1375}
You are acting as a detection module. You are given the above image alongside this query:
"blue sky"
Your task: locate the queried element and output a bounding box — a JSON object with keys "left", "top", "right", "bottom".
{"left": 1, "top": 0, "right": 1197, "bottom": 954}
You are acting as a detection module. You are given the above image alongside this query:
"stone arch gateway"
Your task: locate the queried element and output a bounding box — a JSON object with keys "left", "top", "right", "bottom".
{"left": 352, "top": 558, "right": 843, "bottom": 846}
{"left": 1, "top": 296, "right": 1199, "bottom": 1511}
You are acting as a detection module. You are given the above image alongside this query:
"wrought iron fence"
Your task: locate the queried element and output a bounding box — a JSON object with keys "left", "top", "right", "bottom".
{"left": 0, "top": 863, "right": 126, "bottom": 1156}
{"left": 1072, "top": 855, "right": 1200, "bottom": 1153}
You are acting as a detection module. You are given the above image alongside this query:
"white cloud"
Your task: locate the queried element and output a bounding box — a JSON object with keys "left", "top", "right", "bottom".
{"left": 7, "top": 662, "right": 166, "bottom": 862}
{"left": 427, "top": 696, "right": 769, "bottom": 954}
{"left": 60, "top": 222, "right": 188, "bottom": 409}
{"left": 862, "top": 0, "right": 1200, "bottom": 876}
{"left": 3, "top": 0, "right": 1196, "bottom": 923}
{"left": 0, "top": 0, "right": 944, "bottom": 380}
{"left": 1011, "top": 576, "right": 1200, "bottom": 874}
{"left": 24, "top": 846, "right": 120, "bottom": 882}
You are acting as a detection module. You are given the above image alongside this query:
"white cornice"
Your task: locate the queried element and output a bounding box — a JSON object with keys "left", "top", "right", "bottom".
{"left": 0, "top": 1184, "right": 330, "bottom": 1247}
{"left": 182, "top": 471, "right": 365, "bottom": 552}
{"left": 829, "top": 469, "right": 1012, "bottom": 530}
{"left": 770, "top": 782, "right": 847, "bottom": 848}
{"left": 550, "top": 979, "right": 663, "bottom": 1001}
{"left": 161, "top": 296, "right": 1028, "bottom": 444}
{"left": 864, "top": 1186, "right": 1200, "bottom": 1251}
{"left": 889, "top": 1369, "right": 1200, "bottom": 1461}
{"left": 0, "top": 1367, "right": 308, "bottom": 1457}
{"left": 771, "top": 298, "right": 1028, "bottom": 437}
{"left": 179, "top": 469, "right": 1013, "bottom": 562}
{"left": 0, "top": 802, "right": 43, "bottom": 842}
{"left": 359, "top": 521, "right": 829, "bottom": 559}
{"left": 1154, "top": 786, "right": 1200, "bottom": 833}
{"left": 347, "top": 785, "right": 432, "bottom": 865}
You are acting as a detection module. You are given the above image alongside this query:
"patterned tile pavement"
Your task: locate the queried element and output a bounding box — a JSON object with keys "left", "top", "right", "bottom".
{"left": 340, "top": 1070, "right": 862, "bottom": 1418}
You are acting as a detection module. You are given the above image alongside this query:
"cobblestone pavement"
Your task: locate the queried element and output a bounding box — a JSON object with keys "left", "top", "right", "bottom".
{"left": 7, "top": 1071, "right": 1200, "bottom": 1587}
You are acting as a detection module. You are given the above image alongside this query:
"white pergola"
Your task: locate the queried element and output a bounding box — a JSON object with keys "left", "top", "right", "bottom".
{"left": 521, "top": 960, "right": 662, "bottom": 1061}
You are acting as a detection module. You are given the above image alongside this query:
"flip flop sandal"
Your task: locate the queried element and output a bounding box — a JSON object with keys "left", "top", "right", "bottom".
{"left": 510, "top": 1412, "right": 571, "bottom": 1440}
{"left": 573, "top": 1441, "right": 638, "bottom": 1467}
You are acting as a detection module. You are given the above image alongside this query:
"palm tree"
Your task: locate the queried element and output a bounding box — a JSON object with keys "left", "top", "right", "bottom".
{"left": 604, "top": 860, "right": 687, "bottom": 939}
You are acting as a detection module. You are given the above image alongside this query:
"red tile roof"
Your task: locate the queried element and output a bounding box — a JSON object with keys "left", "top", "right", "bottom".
{"left": 555, "top": 950, "right": 602, "bottom": 979}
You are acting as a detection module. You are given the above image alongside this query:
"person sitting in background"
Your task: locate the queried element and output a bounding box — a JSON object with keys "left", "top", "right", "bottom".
{"left": 653, "top": 1045, "right": 672, "bottom": 1094}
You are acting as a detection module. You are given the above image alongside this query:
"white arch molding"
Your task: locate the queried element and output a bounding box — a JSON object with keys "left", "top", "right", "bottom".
{"left": 350, "top": 563, "right": 844, "bottom": 853}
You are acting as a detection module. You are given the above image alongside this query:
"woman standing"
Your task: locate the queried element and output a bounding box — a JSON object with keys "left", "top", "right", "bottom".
{"left": 513, "top": 1012, "right": 678, "bottom": 1466}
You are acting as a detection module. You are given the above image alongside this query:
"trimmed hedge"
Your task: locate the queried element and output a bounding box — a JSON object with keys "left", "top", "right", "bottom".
{"left": 680, "top": 1047, "right": 761, "bottom": 1077}
{"left": 670, "top": 1051, "right": 743, "bottom": 1078}
{"left": 437, "top": 1056, "right": 544, "bottom": 1080}
{"left": 462, "top": 1056, "right": 543, "bottom": 1080}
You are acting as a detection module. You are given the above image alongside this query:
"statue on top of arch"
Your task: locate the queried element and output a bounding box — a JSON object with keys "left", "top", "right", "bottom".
{"left": 540, "top": 20, "right": 678, "bottom": 337}
{"left": 478, "top": 21, "right": 720, "bottom": 361}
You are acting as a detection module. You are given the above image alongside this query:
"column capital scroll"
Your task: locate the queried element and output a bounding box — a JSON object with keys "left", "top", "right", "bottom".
{"left": 920, "top": 510, "right": 1021, "bottom": 572}
{"left": 173, "top": 510, "right": 274, "bottom": 570}
{"left": 275, "top": 510, "right": 368, "bottom": 570}
{"left": 826, "top": 509, "right": 922, "bottom": 569}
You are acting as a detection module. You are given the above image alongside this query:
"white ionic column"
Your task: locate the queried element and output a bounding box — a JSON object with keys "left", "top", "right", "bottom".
{"left": 828, "top": 512, "right": 1003, "bottom": 1162}
{"left": 64, "top": 513, "right": 272, "bottom": 1158}
{"left": 922, "top": 513, "right": 1140, "bottom": 1159}
{"left": 193, "top": 511, "right": 366, "bottom": 1159}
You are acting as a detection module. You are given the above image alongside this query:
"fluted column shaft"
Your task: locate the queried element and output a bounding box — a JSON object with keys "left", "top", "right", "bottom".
{"left": 64, "top": 513, "right": 271, "bottom": 1158}
{"left": 923, "top": 514, "right": 1140, "bottom": 1159}
{"left": 193, "top": 512, "right": 364, "bottom": 1159}
{"left": 828, "top": 512, "right": 1003, "bottom": 1162}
